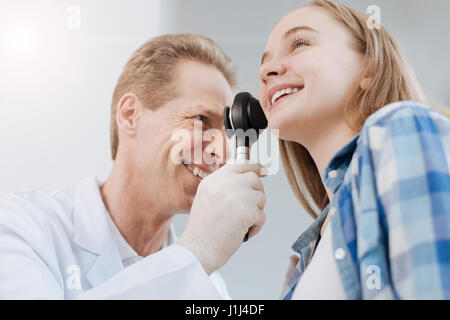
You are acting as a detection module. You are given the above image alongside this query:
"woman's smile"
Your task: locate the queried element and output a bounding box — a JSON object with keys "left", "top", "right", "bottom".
{"left": 269, "top": 85, "right": 305, "bottom": 110}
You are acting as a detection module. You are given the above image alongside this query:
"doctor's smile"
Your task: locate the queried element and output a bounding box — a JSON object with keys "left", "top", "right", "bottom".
{"left": 181, "top": 160, "right": 213, "bottom": 182}
{"left": 0, "top": 0, "right": 449, "bottom": 303}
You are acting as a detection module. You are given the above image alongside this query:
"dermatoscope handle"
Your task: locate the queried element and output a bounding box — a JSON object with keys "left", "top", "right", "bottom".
{"left": 235, "top": 145, "right": 251, "bottom": 242}
{"left": 236, "top": 146, "right": 250, "bottom": 161}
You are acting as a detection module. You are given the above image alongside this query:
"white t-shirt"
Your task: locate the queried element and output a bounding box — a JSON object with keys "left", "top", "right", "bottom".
{"left": 105, "top": 209, "right": 176, "bottom": 268}
{"left": 291, "top": 223, "right": 347, "bottom": 299}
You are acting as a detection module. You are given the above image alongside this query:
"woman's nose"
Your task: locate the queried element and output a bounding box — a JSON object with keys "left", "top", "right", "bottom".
{"left": 258, "top": 59, "right": 287, "bottom": 84}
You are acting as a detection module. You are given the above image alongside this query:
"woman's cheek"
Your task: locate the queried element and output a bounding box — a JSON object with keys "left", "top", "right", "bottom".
{"left": 258, "top": 87, "right": 269, "bottom": 115}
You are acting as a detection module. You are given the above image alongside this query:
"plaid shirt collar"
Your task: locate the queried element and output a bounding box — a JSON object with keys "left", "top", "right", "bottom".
{"left": 320, "top": 132, "right": 360, "bottom": 194}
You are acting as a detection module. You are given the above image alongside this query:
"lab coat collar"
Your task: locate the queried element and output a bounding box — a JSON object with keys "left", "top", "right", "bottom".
{"left": 72, "top": 176, "right": 179, "bottom": 288}
{"left": 73, "top": 176, "right": 113, "bottom": 254}
{"left": 73, "top": 176, "right": 124, "bottom": 287}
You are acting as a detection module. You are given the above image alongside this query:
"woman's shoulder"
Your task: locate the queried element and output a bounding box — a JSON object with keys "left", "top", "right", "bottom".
{"left": 351, "top": 100, "right": 450, "bottom": 190}
{"left": 356, "top": 101, "right": 450, "bottom": 152}
{"left": 361, "top": 100, "right": 449, "bottom": 132}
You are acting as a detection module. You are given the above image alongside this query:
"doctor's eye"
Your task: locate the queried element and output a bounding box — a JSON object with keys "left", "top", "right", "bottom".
{"left": 194, "top": 115, "right": 207, "bottom": 122}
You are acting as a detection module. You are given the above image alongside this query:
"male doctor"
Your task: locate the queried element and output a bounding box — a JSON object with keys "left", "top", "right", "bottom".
{"left": 0, "top": 34, "right": 266, "bottom": 299}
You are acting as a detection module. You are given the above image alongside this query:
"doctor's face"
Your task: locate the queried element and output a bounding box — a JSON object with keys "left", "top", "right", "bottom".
{"left": 132, "top": 61, "right": 233, "bottom": 213}
{"left": 258, "top": 6, "right": 364, "bottom": 143}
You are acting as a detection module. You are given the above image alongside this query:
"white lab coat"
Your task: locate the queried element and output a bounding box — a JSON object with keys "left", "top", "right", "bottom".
{"left": 0, "top": 176, "right": 230, "bottom": 299}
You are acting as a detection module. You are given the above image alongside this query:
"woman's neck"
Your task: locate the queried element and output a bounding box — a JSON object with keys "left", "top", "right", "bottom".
{"left": 298, "top": 121, "right": 357, "bottom": 205}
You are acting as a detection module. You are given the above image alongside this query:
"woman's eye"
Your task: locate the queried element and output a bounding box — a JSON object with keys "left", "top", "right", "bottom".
{"left": 292, "top": 39, "right": 310, "bottom": 50}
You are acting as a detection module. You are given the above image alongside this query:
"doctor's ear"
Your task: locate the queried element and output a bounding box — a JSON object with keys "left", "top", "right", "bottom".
{"left": 116, "top": 93, "right": 142, "bottom": 136}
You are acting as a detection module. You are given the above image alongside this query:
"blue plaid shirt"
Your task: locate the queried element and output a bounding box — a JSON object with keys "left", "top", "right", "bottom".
{"left": 281, "top": 101, "right": 450, "bottom": 299}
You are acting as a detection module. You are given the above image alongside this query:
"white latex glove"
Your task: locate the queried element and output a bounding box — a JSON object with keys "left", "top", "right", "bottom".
{"left": 176, "top": 161, "right": 267, "bottom": 275}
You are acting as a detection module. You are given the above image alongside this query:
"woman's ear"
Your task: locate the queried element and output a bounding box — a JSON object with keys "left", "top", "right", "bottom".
{"left": 116, "top": 93, "right": 142, "bottom": 136}
{"left": 360, "top": 77, "right": 372, "bottom": 91}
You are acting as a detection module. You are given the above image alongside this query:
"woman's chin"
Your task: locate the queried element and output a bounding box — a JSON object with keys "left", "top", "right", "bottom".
{"left": 267, "top": 117, "right": 298, "bottom": 142}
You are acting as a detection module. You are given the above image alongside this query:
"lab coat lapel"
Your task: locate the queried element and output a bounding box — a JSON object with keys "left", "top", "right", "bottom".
{"left": 86, "top": 241, "right": 123, "bottom": 288}
{"left": 72, "top": 176, "right": 124, "bottom": 288}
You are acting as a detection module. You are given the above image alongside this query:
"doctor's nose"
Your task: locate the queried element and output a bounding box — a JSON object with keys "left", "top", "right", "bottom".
{"left": 203, "top": 134, "right": 227, "bottom": 168}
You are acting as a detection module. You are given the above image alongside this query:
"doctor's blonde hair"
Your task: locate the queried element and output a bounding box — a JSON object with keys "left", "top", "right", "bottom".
{"left": 110, "top": 33, "right": 237, "bottom": 160}
{"left": 281, "top": 0, "right": 450, "bottom": 218}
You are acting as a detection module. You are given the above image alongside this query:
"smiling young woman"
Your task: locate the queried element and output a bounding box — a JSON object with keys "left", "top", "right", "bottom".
{"left": 258, "top": 0, "right": 450, "bottom": 299}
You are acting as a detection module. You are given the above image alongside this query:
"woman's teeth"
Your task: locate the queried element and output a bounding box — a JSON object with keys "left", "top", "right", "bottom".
{"left": 185, "top": 164, "right": 208, "bottom": 180}
{"left": 271, "top": 87, "right": 301, "bottom": 105}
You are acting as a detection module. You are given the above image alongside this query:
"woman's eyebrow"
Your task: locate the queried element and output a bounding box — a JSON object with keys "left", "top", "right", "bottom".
{"left": 283, "top": 25, "right": 318, "bottom": 39}
{"left": 260, "top": 25, "right": 318, "bottom": 65}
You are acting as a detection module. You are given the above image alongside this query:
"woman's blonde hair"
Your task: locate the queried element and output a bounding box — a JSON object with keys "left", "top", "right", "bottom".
{"left": 280, "top": 0, "right": 450, "bottom": 218}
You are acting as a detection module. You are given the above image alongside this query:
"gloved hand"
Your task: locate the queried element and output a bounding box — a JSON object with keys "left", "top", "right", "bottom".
{"left": 176, "top": 161, "right": 267, "bottom": 275}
